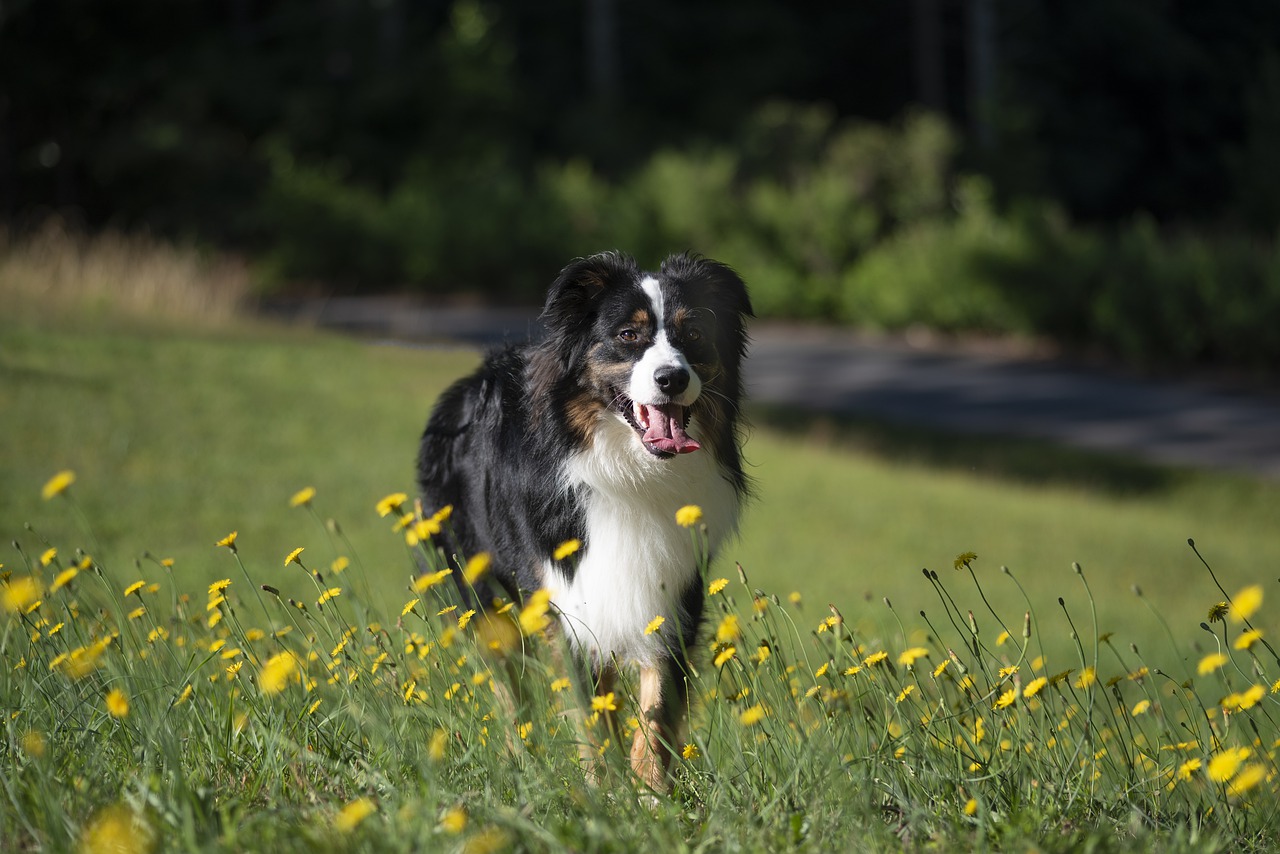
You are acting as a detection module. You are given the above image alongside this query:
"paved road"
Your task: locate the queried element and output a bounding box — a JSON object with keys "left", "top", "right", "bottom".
{"left": 269, "top": 297, "right": 1280, "bottom": 478}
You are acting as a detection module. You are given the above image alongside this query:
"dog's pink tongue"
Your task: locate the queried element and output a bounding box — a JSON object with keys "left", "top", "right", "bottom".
{"left": 641, "top": 404, "right": 700, "bottom": 454}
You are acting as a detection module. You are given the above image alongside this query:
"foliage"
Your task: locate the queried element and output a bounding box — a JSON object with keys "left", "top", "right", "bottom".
{"left": 4, "top": 474, "right": 1280, "bottom": 851}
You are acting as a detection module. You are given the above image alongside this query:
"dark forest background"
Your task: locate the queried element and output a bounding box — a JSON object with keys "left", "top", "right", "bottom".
{"left": 4, "top": 0, "right": 1280, "bottom": 369}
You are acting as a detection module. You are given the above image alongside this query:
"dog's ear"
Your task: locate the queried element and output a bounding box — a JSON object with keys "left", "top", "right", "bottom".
{"left": 661, "top": 253, "right": 753, "bottom": 360}
{"left": 541, "top": 251, "right": 638, "bottom": 340}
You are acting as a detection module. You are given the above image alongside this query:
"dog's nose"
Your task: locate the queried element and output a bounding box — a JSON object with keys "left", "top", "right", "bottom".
{"left": 654, "top": 366, "right": 690, "bottom": 396}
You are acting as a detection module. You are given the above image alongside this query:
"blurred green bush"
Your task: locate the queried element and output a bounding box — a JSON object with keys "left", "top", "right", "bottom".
{"left": 256, "top": 102, "right": 1280, "bottom": 373}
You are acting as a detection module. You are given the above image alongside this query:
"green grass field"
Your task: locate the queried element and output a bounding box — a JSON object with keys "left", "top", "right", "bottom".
{"left": 5, "top": 295, "right": 1280, "bottom": 851}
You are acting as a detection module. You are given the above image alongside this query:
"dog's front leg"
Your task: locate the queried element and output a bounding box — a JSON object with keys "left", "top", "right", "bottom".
{"left": 630, "top": 663, "right": 674, "bottom": 792}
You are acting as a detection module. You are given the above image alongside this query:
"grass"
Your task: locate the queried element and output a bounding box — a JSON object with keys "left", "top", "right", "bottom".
{"left": 4, "top": 240, "right": 1280, "bottom": 850}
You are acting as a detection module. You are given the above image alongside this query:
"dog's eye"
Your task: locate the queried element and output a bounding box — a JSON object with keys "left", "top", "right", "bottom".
{"left": 685, "top": 328, "right": 702, "bottom": 342}
{"left": 617, "top": 329, "right": 639, "bottom": 344}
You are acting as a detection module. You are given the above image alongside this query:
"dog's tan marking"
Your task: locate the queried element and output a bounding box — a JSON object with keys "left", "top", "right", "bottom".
{"left": 629, "top": 664, "right": 672, "bottom": 792}
{"left": 630, "top": 308, "right": 651, "bottom": 330}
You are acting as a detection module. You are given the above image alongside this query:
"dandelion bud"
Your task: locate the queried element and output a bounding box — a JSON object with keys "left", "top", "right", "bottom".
{"left": 1058, "top": 597, "right": 1065, "bottom": 607}
{"left": 328, "top": 518, "right": 341, "bottom": 534}
{"left": 1130, "top": 643, "right": 1139, "bottom": 655}
{"left": 1187, "top": 537, "right": 1195, "bottom": 547}
{"left": 948, "top": 649, "right": 967, "bottom": 674}
{"left": 313, "top": 570, "right": 324, "bottom": 584}
{"left": 736, "top": 562, "right": 748, "bottom": 584}
{"left": 968, "top": 611, "right": 978, "bottom": 635}
{"left": 262, "top": 585, "right": 280, "bottom": 596}
{"left": 1001, "top": 566, "right": 1010, "bottom": 575}
{"left": 828, "top": 604, "right": 844, "bottom": 624}
{"left": 1199, "top": 622, "right": 1213, "bottom": 633}
{"left": 921, "top": 568, "right": 930, "bottom": 579}
{"left": 1022, "top": 612, "right": 1031, "bottom": 639}
{"left": 883, "top": 597, "right": 893, "bottom": 610}
{"left": 1132, "top": 584, "right": 1143, "bottom": 597}
{"left": 1072, "top": 562, "right": 1082, "bottom": 575}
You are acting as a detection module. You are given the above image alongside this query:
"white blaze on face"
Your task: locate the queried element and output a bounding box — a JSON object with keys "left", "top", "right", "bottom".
{"left": 628, "top": 276, "right": 702, "bottom": 406}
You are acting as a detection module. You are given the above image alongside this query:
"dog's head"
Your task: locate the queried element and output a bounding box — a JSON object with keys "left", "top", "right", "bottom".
{"left": 537, "top": 251, "right": 752, "bottom": 458}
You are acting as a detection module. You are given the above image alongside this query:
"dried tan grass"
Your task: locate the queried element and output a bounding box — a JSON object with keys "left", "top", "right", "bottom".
{"left": 0, "top": 219, "right": 251, "bottom": 324}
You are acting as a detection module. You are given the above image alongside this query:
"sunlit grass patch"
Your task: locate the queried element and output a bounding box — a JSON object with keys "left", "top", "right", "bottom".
{"left": 4, "top": 472, "right": 1280, "bottom": 850}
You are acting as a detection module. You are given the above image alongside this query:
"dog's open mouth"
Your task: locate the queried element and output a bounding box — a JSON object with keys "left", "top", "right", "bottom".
{"left": 613, "top": 393, "right": 701, "bottom": 457}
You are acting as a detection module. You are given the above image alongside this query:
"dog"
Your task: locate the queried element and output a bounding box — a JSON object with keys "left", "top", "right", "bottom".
{"left": 416, "top": 251, "right": 752, "bottom": 790}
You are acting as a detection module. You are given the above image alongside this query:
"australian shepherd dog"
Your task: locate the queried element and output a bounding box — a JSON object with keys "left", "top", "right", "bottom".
{"left": 416, "top": 251, "right": 752, "bottom": 790}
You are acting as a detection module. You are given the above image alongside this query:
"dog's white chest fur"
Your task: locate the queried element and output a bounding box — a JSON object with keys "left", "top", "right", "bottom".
{"left": 547, "top": 414, "right": 737, "bottom": 668}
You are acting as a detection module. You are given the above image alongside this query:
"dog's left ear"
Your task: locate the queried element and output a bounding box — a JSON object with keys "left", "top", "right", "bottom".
{"left": 661, "top": 254, "right": 753, "bottom": 358}
{"left": 541, "top": 251, "right": 639, "bottom": 340}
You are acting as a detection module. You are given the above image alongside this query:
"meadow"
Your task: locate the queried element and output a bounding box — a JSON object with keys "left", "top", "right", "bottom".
{"left": 4, "top": 233, "right": 1280, "bottom": 851}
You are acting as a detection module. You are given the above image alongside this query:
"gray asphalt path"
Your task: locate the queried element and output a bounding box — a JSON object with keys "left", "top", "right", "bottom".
{"left": 268, "top": 297, "right": 1280, "bottom": 478}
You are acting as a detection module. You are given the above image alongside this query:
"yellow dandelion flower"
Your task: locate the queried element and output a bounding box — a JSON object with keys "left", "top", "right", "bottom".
{"left": 123, "top": 580, "right": 146, "bottom": 598}
{"left": 463, "top": 552, "right": 491, "bottom": 584}
{"left": 127, "top": 606, "right": 146, "bottom": 621}
{"left": 815, "top": 662, "right": 830, "bottom": 678}
{"left": 50, "top": 567, "right": 78, "bottom": 593}
{"left": 995, "top": 630, "right": 1010, "bottom": 646}
{"left": 1177, "top": 758, "right": 1201, "bottom": 781}
{"left": 1227, "top": 764, "right": 1267, "bottom": 797}
{"left": 175, "top": 684, "right": 193, "bottom": 706}
{"left": 439, "top": 806, "right": 467, "bottom": 834}
{"left": 788, "top": 591, "right": 802, "bottom": 606}
{"left": 215, "top": 531, "right": 238, "bottom": 549}
{"left": 41, "top": 470, "right": 76, "bottom": 500}
{"left": 1208, "top": 601, "right": 1229, "bottom": 622}
{"left": 1023, "top": 676, "right": 1048, "bottom": 698}
{"left": 1198, "top": 652, "right": 1230, "bottom": 676}
{"left": 963, "top": 798, "right": 978, "bottom": 817}
{"left": 552, "top": 539, "right": 581, "bottom": 561}
{"left": 933, "top": 660, "right": 951, "bottom": 678}
{"left": 518, "top": 588, "right": 553, "bottom": 635}
{"left": 1207, "top": 747, "right": 1250, "bottom": 782}
{"left": 716, "top": 613, "right": 740, "bottom": 642}
{"left": 998, "top": 664, "right": 1019, "bottom": 678}
{"left": 591, "top": 692, "right": 618, "bottom": 713}
{"left": 334, "top": 797, "right": 376, "bottom": 832}
{"left": 644, "top": 615, "right": 665, "bottom": 635}
{"left": 1132, "top": 699, "right": 1151, "bottom": 716}
{"left": 284, "top": 547, "right": 305, "bottom": 567}
{"left": 412, "top": 569, "right": 452, "bottom": 593}
{"left": 675, "top": 504, "right": 703, "bottom": 528}
{"left": 39, "top": 548, "right": 57, "bottom": 568}
{"left": 994, "top": 687, "right": 1018, "bottom": 709}
{"left": 1234, "top": 628, "right": 1264, "bottom": 651}
{"left": 105, "top": 688, "right": 129, "bottom": 718}
{"left": 260, "top": 652, "right": 300, "bottom": 695}
{"left": 1221, "top": 684, "right": 1266, "bottom": 713}
{"left": 1075, "top": 667, "right": 1097, "bottom": 689}
{"left": 682, "top": 743, "right": 701, "bottom": 760}
{"left": 375, "top": 492, "right": 407, "bottom": 517}
{"left": 714, "top": 645, "right": 737, "bottom": 667}
{"left": 739, "top": 704, "right": 765, "bottom": 726}
{"left": 80, "top": 804, "right": 155, "bottom": 854}
{"left": 754, "top": 643, "right": 772, "bottom": 665}
{"left": 21, "top": 730, "right": 46, "bottom": 758}
{"left": 953, "top": 551, "right": 978, "bottom": 570}
{"left": 290, "top": 486, "right": 316, "bottom": 507}
{"left": 550, "top": 677, "right": 572, "bottom": 692}
{"left": 863, "top": 650, "right": 888, "bottom": 667}
{"left": 898, "top": 647, "right": 930, "bottom": 667}
{"left": 708, "top": 577, "right": 729, "bottom": 596}
{"left": 1229, "top": 585, "right": 1263, "bottom": 623}
{"left": 331, "top": 556, "right": 350, "bottom": 573}
{"left": 3, "top": 576, "right": 43, "bottom": 614}
{"left": 317, "top": 587, "right": 341, "bottom": 606}
{"left": 896, "top": 685, "right": 915, "bottom": 703}
{"left": 457, "top": 609, "right": 476, "bottom": 629}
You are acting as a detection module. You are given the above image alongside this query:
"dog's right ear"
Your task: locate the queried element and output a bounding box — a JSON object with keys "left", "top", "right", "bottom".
{"left": 541, "top": 252, "right": 638, "bottom": 339}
